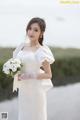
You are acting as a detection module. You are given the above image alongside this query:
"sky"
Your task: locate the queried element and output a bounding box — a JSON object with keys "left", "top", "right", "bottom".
{"left": 0, "top": 0, "right": 80, "bottom": 48}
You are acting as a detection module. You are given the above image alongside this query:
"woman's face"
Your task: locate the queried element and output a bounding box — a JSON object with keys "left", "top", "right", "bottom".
{"left": 27, "top": 23, "right": 42, "bottom": 42}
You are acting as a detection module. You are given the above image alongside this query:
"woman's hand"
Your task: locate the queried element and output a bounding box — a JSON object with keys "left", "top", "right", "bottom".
{"left": 18, "top": 73, "right": 28, "bottom": 81}
{"left": 18, "top": 73, "right": 36, "bottom": 81}
{"left": 18, "top": 74, "right": 23, "bottom": 81}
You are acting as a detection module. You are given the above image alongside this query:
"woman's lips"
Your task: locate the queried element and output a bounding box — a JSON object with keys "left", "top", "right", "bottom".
{"left": 30, "top": 35, "right": 34, "bottom": 38}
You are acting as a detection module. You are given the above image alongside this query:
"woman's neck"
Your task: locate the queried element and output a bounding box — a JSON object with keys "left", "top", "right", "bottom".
{"left": 30, "top": 41, "right": 40, "bottom": 47}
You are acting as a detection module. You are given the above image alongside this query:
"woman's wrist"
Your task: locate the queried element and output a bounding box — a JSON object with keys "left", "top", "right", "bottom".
{"left": 18, "top": 73, "right": 37, "bottom": 80}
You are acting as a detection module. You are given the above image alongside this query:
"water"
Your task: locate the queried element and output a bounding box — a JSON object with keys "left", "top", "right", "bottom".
{"left": 0, "top": 83, "right": 80, "bottom": 120}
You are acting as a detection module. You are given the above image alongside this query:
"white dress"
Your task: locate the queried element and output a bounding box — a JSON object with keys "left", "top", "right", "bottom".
{"left": 12, "top": 44, "right": 55, "bottom": 120}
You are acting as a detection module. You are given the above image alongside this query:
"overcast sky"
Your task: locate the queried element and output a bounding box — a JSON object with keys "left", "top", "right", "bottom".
{"left": 0, "top": 0, "right": 80, "bottom": 48}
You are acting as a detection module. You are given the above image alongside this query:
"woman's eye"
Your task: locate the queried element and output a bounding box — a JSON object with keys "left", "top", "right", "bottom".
{"left": 28, "top": 27, "right": 38, "bottom": 32}
{"left": 34, "top": 29, "right": 38, "bottom": 32}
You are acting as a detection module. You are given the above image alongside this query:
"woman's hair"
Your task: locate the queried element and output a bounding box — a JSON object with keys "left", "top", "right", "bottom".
{"left": 26, "top": 17, "right": 46, "bottom": 45}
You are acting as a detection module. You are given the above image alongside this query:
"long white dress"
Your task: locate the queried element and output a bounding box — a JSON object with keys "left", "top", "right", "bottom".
{"left": 12, "top": 43, "right": 55, "bottom": 120}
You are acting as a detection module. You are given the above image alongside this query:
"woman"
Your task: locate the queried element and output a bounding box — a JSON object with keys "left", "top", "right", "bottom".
{"left": 13, "top": 17, "right": 55, "bottom": 120}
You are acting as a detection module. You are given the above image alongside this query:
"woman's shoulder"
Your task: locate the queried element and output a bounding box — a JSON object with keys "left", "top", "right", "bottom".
{"left": 40, "top": 44, "right": 52, "bottom": 54}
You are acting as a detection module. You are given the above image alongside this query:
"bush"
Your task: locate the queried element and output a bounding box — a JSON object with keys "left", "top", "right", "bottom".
{"left": 0, "top": 63, "right": 18, "bottom": 102}
{"left": 51, "top": 57, "right": 80, "bottom": 86}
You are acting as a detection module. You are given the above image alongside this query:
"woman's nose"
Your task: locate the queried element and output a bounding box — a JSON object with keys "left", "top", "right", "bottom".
{"left": 29, "top": 29, "right": 34, "bottom": 35}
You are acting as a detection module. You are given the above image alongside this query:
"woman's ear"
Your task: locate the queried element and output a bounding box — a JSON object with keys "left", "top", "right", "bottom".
{"left": 40, "top": 32, "right": 44, "bottom": 38}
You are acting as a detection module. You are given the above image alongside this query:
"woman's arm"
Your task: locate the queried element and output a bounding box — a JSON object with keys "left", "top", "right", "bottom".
{"left": 36, "top": 60, "right": 52, "bottom": 80}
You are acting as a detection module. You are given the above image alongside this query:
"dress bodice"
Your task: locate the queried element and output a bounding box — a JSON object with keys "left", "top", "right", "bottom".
{"left": 16, "top": 50, "right": 41, "bottom": 75}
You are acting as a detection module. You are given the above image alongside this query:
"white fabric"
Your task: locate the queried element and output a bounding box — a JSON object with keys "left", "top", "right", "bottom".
{"left": 12, "top": 43, "right": 55, "bottom": 120}
{"left": 12, "top": 42, "right": 25, "bottom": 92}
{"left": 36, "top": 45, "right": 55, "bottom": 65}
{"left": 12, "top": 43, "right": 55, "bottom": 92}
{"left": 13, "top": 42, "right": 25, "bottom": 58}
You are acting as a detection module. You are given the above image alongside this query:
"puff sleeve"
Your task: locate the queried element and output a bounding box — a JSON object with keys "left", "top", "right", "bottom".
{"left": 38, "top": 45, "right": 55, "bottom": 92}
{"left": 39, "top": 45, "right": 55, "bottom": 65}
{"left": 13, "top": 42, "right": 25, "bottom": 58}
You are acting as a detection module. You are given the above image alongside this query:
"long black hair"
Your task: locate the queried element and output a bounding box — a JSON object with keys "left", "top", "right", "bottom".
{"left": 26, "top": 17, "right": 46, "bottom": 45}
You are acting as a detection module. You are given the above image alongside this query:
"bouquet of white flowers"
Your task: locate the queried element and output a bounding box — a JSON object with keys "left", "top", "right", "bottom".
{"left": 2, "top": 58, "right": 23, "bottom": 78}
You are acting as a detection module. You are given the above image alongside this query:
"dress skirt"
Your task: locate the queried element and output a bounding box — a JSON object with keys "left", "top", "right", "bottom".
{"left": 18, "top": 79, "right": 47, "bottom": 120}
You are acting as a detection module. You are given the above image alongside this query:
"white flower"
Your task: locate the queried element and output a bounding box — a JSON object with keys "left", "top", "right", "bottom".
{"left": 11, "top": 66, "right": 17, "bottom": 72}
{"left": 2, "top": 58, "right": 22, "bottom": 77}
{"left": 3, "top": 65, "right": 10, "bottom": 74}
